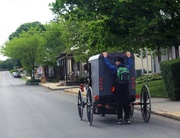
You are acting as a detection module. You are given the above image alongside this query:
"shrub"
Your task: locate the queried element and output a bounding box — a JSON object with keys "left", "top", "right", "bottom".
{"left": 136, "top": 73, "right": 162, "bottom": 84}
{"left": 48, "top": 79, "right": 59, "bottom": 83}
{"left": 160, "top": 58, "right": 180, "bottom": 101}
{"left": 26, "top": 79, "right": 40, "bottom": 85}
{"left": 78, "top": 76, "right": 88, "bottom": 83}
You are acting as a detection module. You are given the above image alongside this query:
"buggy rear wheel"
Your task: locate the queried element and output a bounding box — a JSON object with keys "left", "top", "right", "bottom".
{"left": 86, "top": 87, "right": 93, "bottom": 126}
{"left": 77, "top": 90, "right": 83, "bottom": 120}
{"left": 140, "top": 85, "right": 151, "bottom": 123}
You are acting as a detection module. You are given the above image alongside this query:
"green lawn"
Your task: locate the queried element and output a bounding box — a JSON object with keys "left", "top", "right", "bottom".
{"left": 136, "top": 80, "right": 168, "bottom": 98}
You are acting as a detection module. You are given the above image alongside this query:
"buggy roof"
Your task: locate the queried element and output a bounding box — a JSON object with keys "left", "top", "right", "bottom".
{"left": 88, "top": 54, "right": 101, "bottom": 62}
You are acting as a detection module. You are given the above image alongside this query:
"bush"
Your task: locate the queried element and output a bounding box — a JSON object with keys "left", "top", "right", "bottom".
{"left": 136, "top": 73, "right": 162, "bottom": 84}
{"left": 47, "top": 79, "right": 59, "bottom": 83}
{"left": 160, "top": 58, "right": 180, "bottom": 101}
{"left": 78, "top": 76, "right": 88, "bottom": 83}
{"left": 26, "top": 79, "right": 40, "bottom": 85}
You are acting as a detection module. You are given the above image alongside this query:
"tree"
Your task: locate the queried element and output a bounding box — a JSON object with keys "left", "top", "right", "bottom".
{"left": 8, "top": 21, "right": 45, "bottom": 40}
{"left": 38, "top": 21, "right": 67, "bottom": 66}
{"left": 50, "top": 0, "right": 180, "bottom": 59}
{"left": 50, "top": 0, "right": 132, "bottom": 61}
{"left": 2, "top": 28, "right": 45, "bottom": 80}
{"left": 0, "top": 59, "right": 18, "bottom": 70}
{"left": 49, "top": 0, "right": 147, "bottom": 59}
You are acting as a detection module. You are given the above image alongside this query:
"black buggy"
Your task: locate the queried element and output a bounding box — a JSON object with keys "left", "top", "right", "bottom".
{"left": 77, "top": 52, "right": 151, "bottom": 125}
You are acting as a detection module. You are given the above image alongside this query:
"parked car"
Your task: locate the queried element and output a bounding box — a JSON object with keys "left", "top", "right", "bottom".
{"left": 14, "top": 73, "right": 21, "bottom": 78}
{"left": 12, "top": 72, "right": 21, "bottom": 78}
{"left": 12, "top": 72, "right": 18, "bottom": 76}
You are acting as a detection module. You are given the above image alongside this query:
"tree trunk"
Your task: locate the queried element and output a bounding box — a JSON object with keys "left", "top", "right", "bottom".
{"left": 175, "top": 45, "right": 179, "bottom": 58}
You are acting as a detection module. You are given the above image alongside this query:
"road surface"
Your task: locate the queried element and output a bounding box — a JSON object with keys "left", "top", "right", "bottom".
{"left": 0, "top": 71, "right": 180, "bottom": 138}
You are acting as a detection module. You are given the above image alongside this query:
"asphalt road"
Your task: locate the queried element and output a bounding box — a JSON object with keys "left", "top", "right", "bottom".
{"left": 0, "top": 71, "right": 180, "bottom": 138}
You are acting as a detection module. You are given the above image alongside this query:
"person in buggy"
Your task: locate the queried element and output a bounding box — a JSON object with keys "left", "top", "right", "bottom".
{"left": 102, "top": 52, "right": 132, "bottom": 124}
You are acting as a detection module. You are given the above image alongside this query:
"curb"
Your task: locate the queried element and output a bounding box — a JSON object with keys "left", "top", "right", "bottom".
{"left": 152, "top": 111, "right": 180, "bottom": 121}
{"left": 63, "top": 88, "right": 86, "bottom": 96}
{"left": 134, "top": 107, "right": 180, "bottom": 121}
{"left": 39, "top": 83, "right": 79, "bottom": 91}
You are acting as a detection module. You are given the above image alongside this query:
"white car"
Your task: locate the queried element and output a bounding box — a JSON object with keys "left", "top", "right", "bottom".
{"left": 12, "top": 72, "right": 18, "bottom": 76}
{"left": 12, "top": 72, "right": 21, "bottom": 78}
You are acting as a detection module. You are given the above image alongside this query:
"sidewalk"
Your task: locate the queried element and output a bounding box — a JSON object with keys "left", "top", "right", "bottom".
{"left": 39, "top": 82, "right": 180, "bottom": 121}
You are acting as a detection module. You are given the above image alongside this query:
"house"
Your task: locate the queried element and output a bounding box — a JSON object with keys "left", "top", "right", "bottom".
{"left": 134, "top": 52, "right": 152, "bottom": 77}
{"left": 36, "top": 66, "right": 52, "bottom": 83}
{"left": 53, "top": 46, "right": 179, "bottom": 85}
{"left": 56, "top": 53, "right": 86, "bottom": 86}
{"left": 135, "top": 46, "right": 180, "bottom": 75}
{"left": 153, "top": 46, "right": 180, "bottom": 73}
{"left": 55, "top": 52, "right": 153, "bottom": 84}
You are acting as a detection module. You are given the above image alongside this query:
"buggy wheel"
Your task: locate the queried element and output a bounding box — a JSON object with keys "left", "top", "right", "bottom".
{"left": 140, "top": 85, "right": 151, "bottom": 123}
{"left": 77, "top": 90, "right": 83, "bottom": 120}
{"left": 86, "top": 87, "right": 93, "bottom": 126}
{"left": 130, "top": 104, "right": 134, "bottom": 118}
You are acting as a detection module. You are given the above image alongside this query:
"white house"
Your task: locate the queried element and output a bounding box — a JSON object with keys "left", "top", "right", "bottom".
{"left": 135, "top": 46, "right": 180, "bottom": 75}
{"left": 153, "top": 46, "right": 180, "bottom": 73}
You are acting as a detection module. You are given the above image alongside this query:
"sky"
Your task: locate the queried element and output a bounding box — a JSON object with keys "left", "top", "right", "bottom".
{"left": 0, "top": 0, "right": 55, "bottom": 60}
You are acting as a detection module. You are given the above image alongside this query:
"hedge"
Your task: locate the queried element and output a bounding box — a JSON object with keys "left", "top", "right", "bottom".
{"left": 160, "top": 58, "right": 180, "bottom": 101}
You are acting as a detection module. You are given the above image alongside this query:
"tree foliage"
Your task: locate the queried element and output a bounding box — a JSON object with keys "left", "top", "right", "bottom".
{"left": 50, "top": 0, "right": 180, "bottom": 60}
{"left": 2, "top": 27, "right": 45, "bottom": 79}
{"left": 8, "top": 21, "right": 45, "bottom": 40}
{"left": 1, "top": 20, "right": 69, "bottom": 78}
{"left": 0, "top": 59, "right": 19, "bottom": 70}
{"left": 39, "top": 21, "right": 67, "bottom": 66}
{"left": 1, "top": 0, "right": 179, "bottom": 74}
